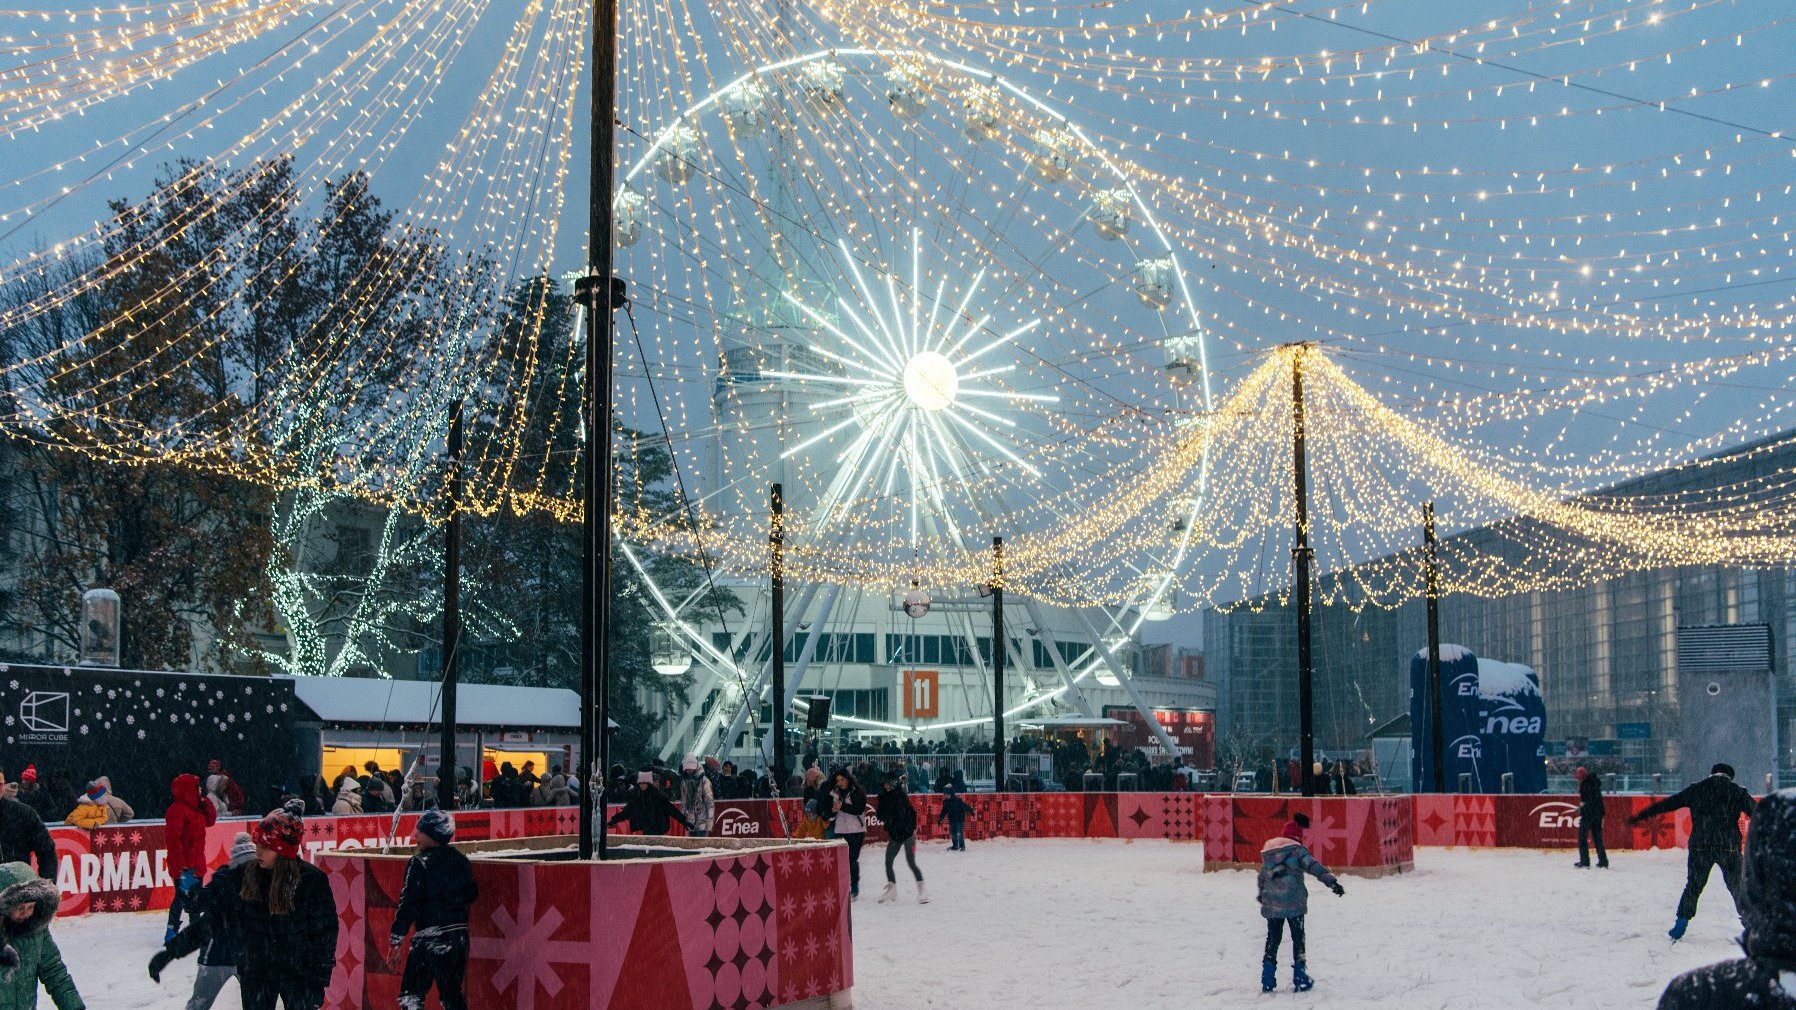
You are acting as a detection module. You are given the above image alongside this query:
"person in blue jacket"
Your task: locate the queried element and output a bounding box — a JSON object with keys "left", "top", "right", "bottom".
{"left": 1256, "top": 812, "right": 1345, "bottom": 994}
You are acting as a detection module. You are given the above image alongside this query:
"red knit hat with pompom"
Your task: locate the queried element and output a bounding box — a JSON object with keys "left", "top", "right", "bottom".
{"left": 251, "top": 810, "right": 304, "bottom": 860}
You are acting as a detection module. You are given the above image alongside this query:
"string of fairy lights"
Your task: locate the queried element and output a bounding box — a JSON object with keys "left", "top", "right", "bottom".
{"left": 0, "top": 0, "right": 1793, "bottom": 614}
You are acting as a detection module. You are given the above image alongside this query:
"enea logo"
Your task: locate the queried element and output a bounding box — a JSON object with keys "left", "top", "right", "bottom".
{"left": 1481, "top": 696, "right": 1542, "bottom": 736}
{"left": 1530, "top": 802, "right": 1581, "bottom": 830}
{"left": 19, "top": 691, "right": 69, "bottom": 738}
{"left": 1451, "top": 734, "right": 1483, "bottom": 759}
{"left": 1451, "top": 672, "right": 1481, "bottom": 697}
{"left": 717, "top": 808, "right": 762, "bottom": 837}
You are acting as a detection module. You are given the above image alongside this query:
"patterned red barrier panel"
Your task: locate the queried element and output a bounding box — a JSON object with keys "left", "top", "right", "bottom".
{"left": 1409, "top": 794, "right": 1742, "bottom": 850}
{"left": 318, "top": 841, "right": 852, "bottom": 1010}
{"left": 50, "top": 806, "right": 584, "bottom": 916}
{"left": 1201, "top": 797, "right": 1414, "bottom": 876}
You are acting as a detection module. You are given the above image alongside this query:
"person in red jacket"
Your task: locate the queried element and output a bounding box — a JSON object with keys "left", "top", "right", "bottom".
{"left": 164, "top": 772, "right": 217, "bottom": 944}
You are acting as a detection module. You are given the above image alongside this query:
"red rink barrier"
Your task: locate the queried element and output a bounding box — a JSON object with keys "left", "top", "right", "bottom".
{"left": 318, "top": 840, "right": 852, "bottom": 1010}
{"left": 51, "top": 807, "right": 579, "bottom": 917}
{"left": 50, "top": 791, "right": 1730, "bottom": 916}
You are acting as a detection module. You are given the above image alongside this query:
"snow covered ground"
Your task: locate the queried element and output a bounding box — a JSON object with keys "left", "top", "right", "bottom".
{"left": 58, "top": 842, "right": 1738, "bottom": 1009}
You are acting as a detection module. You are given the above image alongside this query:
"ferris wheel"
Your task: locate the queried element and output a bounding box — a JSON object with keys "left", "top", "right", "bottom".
{"left": 612, "top": 47, "right": 1212, "bottom": 749}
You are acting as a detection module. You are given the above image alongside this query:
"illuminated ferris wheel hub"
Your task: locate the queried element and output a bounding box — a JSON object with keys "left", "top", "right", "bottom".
{"left": 902, "top": 352, "right": 958, "bottom": 412}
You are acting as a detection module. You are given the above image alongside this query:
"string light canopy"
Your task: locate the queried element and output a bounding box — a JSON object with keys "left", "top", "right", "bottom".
{"left": 0, "top": 0, "right": 1793, "bottom": 617}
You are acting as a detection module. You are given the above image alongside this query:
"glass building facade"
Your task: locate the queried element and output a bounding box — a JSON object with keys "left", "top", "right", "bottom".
{"left": 1204, "top": 436, "right": 1796, "bottom": 787}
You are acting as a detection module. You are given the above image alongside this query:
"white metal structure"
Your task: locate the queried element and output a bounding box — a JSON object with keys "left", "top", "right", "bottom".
{"left": 612, "top": 48, "right": 1214, "bottom": 765}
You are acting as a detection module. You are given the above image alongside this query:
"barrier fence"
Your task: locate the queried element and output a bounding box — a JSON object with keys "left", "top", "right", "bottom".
{"left": 50, "top": 792, "right": 1734, "bottom": 917}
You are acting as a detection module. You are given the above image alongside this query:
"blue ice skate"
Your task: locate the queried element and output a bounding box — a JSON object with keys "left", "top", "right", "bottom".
{"left": 1292, "top": 962, "right": 1314, "bottom": 992}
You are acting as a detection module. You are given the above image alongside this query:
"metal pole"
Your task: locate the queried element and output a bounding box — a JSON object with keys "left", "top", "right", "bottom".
{"left": 578, "top": 0, "right": 618, "bottom": 862}
{"left": 438, "top": 401, "right": 463, "bottom": 811}
{"left": 1290, "top": 345, "right": 1317, "bottom": 798}
{"left": 1423, "top": 501, "right": 1446, "bottom": 793}
{"left": 992, "top": 536, "right": 1005, "bottom": 794}
{"left": 770, "top": 483, "right": 786, "bottom": 793}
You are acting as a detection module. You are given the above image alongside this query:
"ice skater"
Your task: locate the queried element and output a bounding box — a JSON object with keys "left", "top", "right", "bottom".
{"left": 606, "top": 772, "right": 693, "bottom": 836}
{"left": 1256, "top": 812, "right": 1345, "bottom": 993}
{"left": 239, "top": 810, "right": 339, "bottom": 1009}
{"left": 1630, "top": 763, "right": 1757, "bottom": 940}
{"left": 875, "top": 772, "right": 927, "bottom": 904}
{"left": 1572, "top": 767, "right": 1608, "bottom": 869}
{"left": 938, "top": 778, "right": 973, "bottom": 852}
{"left": 148, "top": 831, "right": 258, "bottom": 1010}
{"left": 827, "top": 768, "right": 867, "bottom": 900}
{"left": 164, "top": 772, "right": 218, "bottom": 943}
{"left": 1655, "top": 789, "right": 1795, "bottom": 1009}
{"left": 388, "top": 810, "right": 479, "bottom": 1010}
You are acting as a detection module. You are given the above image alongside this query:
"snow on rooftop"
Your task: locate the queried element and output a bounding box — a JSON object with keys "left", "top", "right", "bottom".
{"left": 280, "top": 675, "right": 591, "bottom": 729}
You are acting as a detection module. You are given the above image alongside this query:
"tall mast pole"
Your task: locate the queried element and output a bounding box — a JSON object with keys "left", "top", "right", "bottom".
{"left": 1423, "top": 501, "right": 1446, "bottom": 793}
{"left": 578, "top": 0, "right": 619, "bottom": 861}
{"left": 438, "top": 401, "right": 463, "bottom": 810}
{"left": 1290, "top": 344, "right": 1317, "bottom": 798}
{"left": 770, "top": 484, "right": 786, "bottom": 791}
{"left": 992, "top": 536, "right": 1005, "bottom": 794}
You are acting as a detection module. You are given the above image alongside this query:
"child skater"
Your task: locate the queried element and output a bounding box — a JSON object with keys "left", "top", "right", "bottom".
{"left": 1256, "top": 812, "right": 1345, "bottom": 993}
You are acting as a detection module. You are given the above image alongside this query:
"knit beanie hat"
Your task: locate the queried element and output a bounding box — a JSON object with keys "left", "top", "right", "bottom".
{"left": 228, "top": 832, "right": 257, "bottom": 868}
{"left": 417, "top": 809, "right": 455, "bottom": 846}
{"left": 251, "top": 810, "right": 304, "bottom": 860}
{"left": 18, "top": 765, "right": 35, "bottom": 785}
{"left": 1281, "top": 811, "right": 1311, "bottom": 840}
{"left": 637, "top": 771, "right": 654, "bottom": 785}
{"left": 681, "top": 756, "right": 699, "bottom": 772}
{"left": 84, "top": 780, "right": 106, "bottom": 800}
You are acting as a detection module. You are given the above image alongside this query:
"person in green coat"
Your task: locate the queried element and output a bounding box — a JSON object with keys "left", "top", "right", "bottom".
{"left": 0, "top": 861, "right": 83, "bottom": 1010}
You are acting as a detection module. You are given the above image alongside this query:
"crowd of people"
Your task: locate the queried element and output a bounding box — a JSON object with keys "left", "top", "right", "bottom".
{"left": 0, "top": 742, "right": 1786, "bottom": 1008}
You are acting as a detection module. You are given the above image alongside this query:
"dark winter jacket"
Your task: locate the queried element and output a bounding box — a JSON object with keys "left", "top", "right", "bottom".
{"left": 164, "top": 774, "right": 217, "bottom": 876}
{"left": 875, "top": 788, "right": 917, "bottom": 843}
{"left": 1635, "top": 773, "right": 1756, "bottom": 851}
{"left": 1256, "top": 836, "right": 1338, "bottom": 919}
{"left": 166, "top": 863, "right": 248, "bottom": 968}
{"left": 828, "top": 785, "right": 868, "bottom": 836}
{"left": 390, "top": 845, "right": 479, "bottom": 939}
{"left": 0, "top": 801, "right": 56, "bottom": 880}
{"left": 1656, "top": 789, "right": 1796, "bottom": 1010}
{"left": 1578, "top": 774, "right": 1605, "bottom": 818}
{"left": 607, "top": 786, "right": 691, "bottom": 835}
{"left": 236, "top": 858, "right": 339, "bottom": 994}
{"left": 491, "top": 770, "right": 528, "bottom": 809}
{"left": 0, "top": 862, "right": 83, "bottom": 1010}
{"left": 938, "top": 791, "right": 972, "bottom": 826}
{"left": 13, "top": 788, "right": 59, "bottom": 828}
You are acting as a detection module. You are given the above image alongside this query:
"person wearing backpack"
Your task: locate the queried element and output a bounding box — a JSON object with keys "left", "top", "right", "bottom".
{"left": 1256, "top": 812, "right": 1345, "bottom": 993}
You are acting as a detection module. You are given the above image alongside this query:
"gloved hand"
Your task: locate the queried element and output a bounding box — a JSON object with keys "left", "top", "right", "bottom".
{"left": 148, "top": 949, "right": 174, "bottom": 983}
{"left": 387, "top": 935, "right": 406, "bottom": 970}
{"left": 1330, "top": 881, "right": 1346, "bottom": 897}
{"left": 177, "top": 869, "right": 200, "bottom": 894}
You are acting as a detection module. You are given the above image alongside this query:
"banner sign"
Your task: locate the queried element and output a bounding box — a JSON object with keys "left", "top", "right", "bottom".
{"left": 1101, "top": 706, "right": 1216, "bottom": 766}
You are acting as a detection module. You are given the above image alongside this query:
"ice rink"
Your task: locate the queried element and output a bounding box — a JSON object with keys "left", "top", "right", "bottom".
{"left": 58, "top": 840, "right": 1740, "bottom": 1009}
